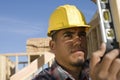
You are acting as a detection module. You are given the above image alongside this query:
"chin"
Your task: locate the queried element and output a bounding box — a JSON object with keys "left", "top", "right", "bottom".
{"left": 71, "top": 59, "right": 85, "bottom": 67}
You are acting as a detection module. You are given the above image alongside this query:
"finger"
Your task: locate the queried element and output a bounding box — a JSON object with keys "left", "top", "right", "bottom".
{"left": 90, "top": 43, "right": 106, "bottom": 70}
{"left": 117, "top": 70, "right": 120, "bottom": 80}
{"left": 100, "top": 49, "right": 120, "bottom": 72}
{"left": 98, "top": 43, "right": 106, "bottom": 57}
{"left": 109, "top": 58, "right": 120, "bottom": 78}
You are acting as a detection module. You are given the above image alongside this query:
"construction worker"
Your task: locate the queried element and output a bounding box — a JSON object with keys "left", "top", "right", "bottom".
{"left": 33, "top": 4, "right": 120, "bottom": 80}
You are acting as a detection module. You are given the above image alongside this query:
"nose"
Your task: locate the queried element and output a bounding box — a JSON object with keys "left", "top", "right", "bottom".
{"left": 72, "top": 35, "right": 82, "bottom": 46}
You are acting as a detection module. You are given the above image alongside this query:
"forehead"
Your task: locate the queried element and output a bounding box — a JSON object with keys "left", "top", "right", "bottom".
{"left": 51, "top": 27, "right": 86, "bottom": 37}
{"left": 60, "top": 27, "right": 86, "bottom": 32}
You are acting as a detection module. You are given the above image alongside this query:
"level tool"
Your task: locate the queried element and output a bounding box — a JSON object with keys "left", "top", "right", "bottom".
{"left": 96, "top": 0, "right": 119, "bottom": 52}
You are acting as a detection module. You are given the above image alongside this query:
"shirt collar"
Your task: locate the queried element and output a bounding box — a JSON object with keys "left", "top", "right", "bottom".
{"left": 51, "top": 61, "right": 78, "bottom": 80}
{"left": 51, "top": 60, "right": 89, "bottom": 80}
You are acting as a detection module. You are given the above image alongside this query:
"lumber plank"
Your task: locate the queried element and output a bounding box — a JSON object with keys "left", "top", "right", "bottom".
{"left": 110, "top": 0, "right": 120, "bottom": 44}
{"left": 10, "top": 52, "right": 54, "bottom": 80}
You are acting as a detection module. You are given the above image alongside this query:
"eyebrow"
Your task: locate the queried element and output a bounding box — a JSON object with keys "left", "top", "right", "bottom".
{"left": 63, "top": 31, "right": 74, "bottom": 35}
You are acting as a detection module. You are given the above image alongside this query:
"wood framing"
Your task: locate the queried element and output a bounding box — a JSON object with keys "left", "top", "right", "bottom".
{"left": 110, "top": 0, "right": 120, "bottom": 44}
{"left": 0, "top": 56, "right": 15, "bottom": 80}
{"left": 10, "top": 52, "right": 54, "bottom": 80}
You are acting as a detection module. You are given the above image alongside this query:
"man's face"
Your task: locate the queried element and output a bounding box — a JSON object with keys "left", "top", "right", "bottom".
{"left": 50, "top": 27, "right": 88, "bottom": 67}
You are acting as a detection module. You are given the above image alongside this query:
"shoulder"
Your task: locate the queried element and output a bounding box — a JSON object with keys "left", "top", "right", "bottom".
{"left": 32, "top": 68, "right": 55, "bottom": 80}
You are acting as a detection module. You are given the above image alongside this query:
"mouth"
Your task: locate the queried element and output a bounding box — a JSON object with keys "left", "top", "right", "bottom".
{"left": 71, "top": 49, "right": 85, "bottom": 56}
{"left": 70, "top": 50, "right": 85, "bottom": 60}
{"left": 71, "top": 48, "right": 86, "bottom": 53}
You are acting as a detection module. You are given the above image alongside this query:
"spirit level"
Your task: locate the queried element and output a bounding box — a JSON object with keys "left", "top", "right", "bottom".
{"left": 96, "top": 0, "right": 119, "bottom": 52}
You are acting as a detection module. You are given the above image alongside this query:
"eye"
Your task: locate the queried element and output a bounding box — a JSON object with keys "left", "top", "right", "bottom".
{"left": 63, "top": 31, "right": 74, "bottom": 39}
{"left": 78, "top": 31, "right": 86, "bottom": 37}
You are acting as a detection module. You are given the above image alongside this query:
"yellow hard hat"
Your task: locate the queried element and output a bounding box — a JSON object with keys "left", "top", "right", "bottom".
{"left": 48, "top": 4, "right": 90, "bottom": 36}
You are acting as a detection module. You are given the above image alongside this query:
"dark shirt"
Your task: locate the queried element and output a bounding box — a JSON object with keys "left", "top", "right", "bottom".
{"left": 32, "top": 60, "right": 89, "bottom": 80}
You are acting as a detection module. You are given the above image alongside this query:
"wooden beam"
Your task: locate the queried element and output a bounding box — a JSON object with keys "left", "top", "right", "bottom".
{"left": 10, "top": 52, "right": 54, "bottom": 80}
{"left": 110, "top": 0, "right": 120, "bottom": 44}
{"left": 10, "top": 55, "right": 44, "bottom": 80}
{"left": 15, "top": 56, "right": 18, "bottom": 73}
{"left": 0, "top": 56, "right": 7, "bottom": 80}
{"left": 0, "top": 52, "right": 42, "bottom": 56}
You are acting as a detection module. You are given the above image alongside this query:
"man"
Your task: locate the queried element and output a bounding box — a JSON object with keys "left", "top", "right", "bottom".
{"left": 33, "top": 4, "right": 120, "bottom": 80}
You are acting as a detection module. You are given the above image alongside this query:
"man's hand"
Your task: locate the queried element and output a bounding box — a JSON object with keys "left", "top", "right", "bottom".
{"left": 90, "top": 43, "right": 120, "bottom": 80}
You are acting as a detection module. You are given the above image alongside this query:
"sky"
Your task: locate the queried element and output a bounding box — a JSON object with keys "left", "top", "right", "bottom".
{"left": 0, "top": 0, "right": 97, "bottom": 54}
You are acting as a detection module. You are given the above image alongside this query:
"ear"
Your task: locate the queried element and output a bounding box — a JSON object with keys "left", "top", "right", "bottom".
{"left": 49, "top": 40, "right": 56, "bottom": 51}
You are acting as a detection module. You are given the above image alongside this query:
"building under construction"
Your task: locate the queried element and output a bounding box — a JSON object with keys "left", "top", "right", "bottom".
{"left": 0, "top": 0, "right": 120, "bottom": 80}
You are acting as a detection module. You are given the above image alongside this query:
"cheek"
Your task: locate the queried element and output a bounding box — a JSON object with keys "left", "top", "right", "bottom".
{"left": 64, "top": 40, "right": 74, "bottom": 48}
{"left": 55, "top": 43, "right": 69, "bottom": 60}
{"left": 55, "top": 41, "right": 65, "bottom": 52}
{"left": 82, "top": 37, "right": 87, "bottom": 43}
{"left": 82, "top": 38, "right": 87, "bottom": 48}
{"left": 55, "top": 41, "right": 72, "bottom": 57}
{"left": 57, "top": 38, "right": 72, "bottom": 48}
{"left": 57, "top": 43, "right": 69, "bottom": 52}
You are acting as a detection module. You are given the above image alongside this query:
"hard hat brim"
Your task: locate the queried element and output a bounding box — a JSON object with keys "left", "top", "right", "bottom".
{"left": 48, "top": 24, "right": 91, "bottom": 37}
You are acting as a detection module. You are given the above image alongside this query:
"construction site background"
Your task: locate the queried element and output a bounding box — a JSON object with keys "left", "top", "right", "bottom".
{"left": 0, "top": 0, "right": 120, "bottom": 80}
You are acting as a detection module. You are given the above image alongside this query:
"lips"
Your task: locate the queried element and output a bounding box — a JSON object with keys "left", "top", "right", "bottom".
{"left": 71, "top": 49, "right": 85, "bottom": 54}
